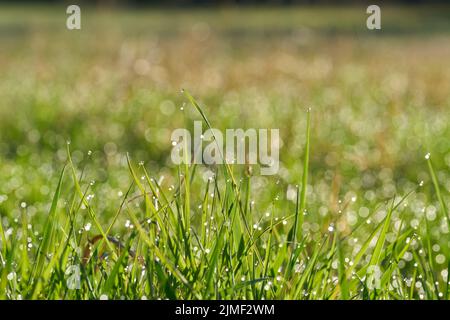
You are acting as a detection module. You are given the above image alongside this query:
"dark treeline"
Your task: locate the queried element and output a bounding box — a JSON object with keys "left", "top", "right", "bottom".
{"left": 0, "top": 0, "right": 446, "bottom": 6}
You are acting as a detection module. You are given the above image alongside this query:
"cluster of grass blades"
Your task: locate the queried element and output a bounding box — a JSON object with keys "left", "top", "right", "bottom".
{"left": 0, "top": 92, "right": 449, "bottom": 300}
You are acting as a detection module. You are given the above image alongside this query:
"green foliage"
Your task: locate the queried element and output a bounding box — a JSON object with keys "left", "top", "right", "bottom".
{"left": 0, "top": 5, "right": 449, "bottom": 300}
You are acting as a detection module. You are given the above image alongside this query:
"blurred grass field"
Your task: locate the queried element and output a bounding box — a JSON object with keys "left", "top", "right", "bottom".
{"left": 0, "top": 4, "right": 449, "bottom": 299}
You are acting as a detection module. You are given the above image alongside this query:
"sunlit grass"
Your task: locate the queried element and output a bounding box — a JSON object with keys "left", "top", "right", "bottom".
{"left": 0, "top": 5, "right": 449, "bottom": 300}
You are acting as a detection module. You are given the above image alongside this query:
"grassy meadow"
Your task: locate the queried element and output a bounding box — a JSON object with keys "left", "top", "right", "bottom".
{"left": 0, "top": 5, "right": 450, "bottom": 300}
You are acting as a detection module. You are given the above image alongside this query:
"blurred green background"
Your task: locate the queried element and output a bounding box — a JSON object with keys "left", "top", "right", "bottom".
{"left": 0, "top": 3, "right": 449, "bottom": 240}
